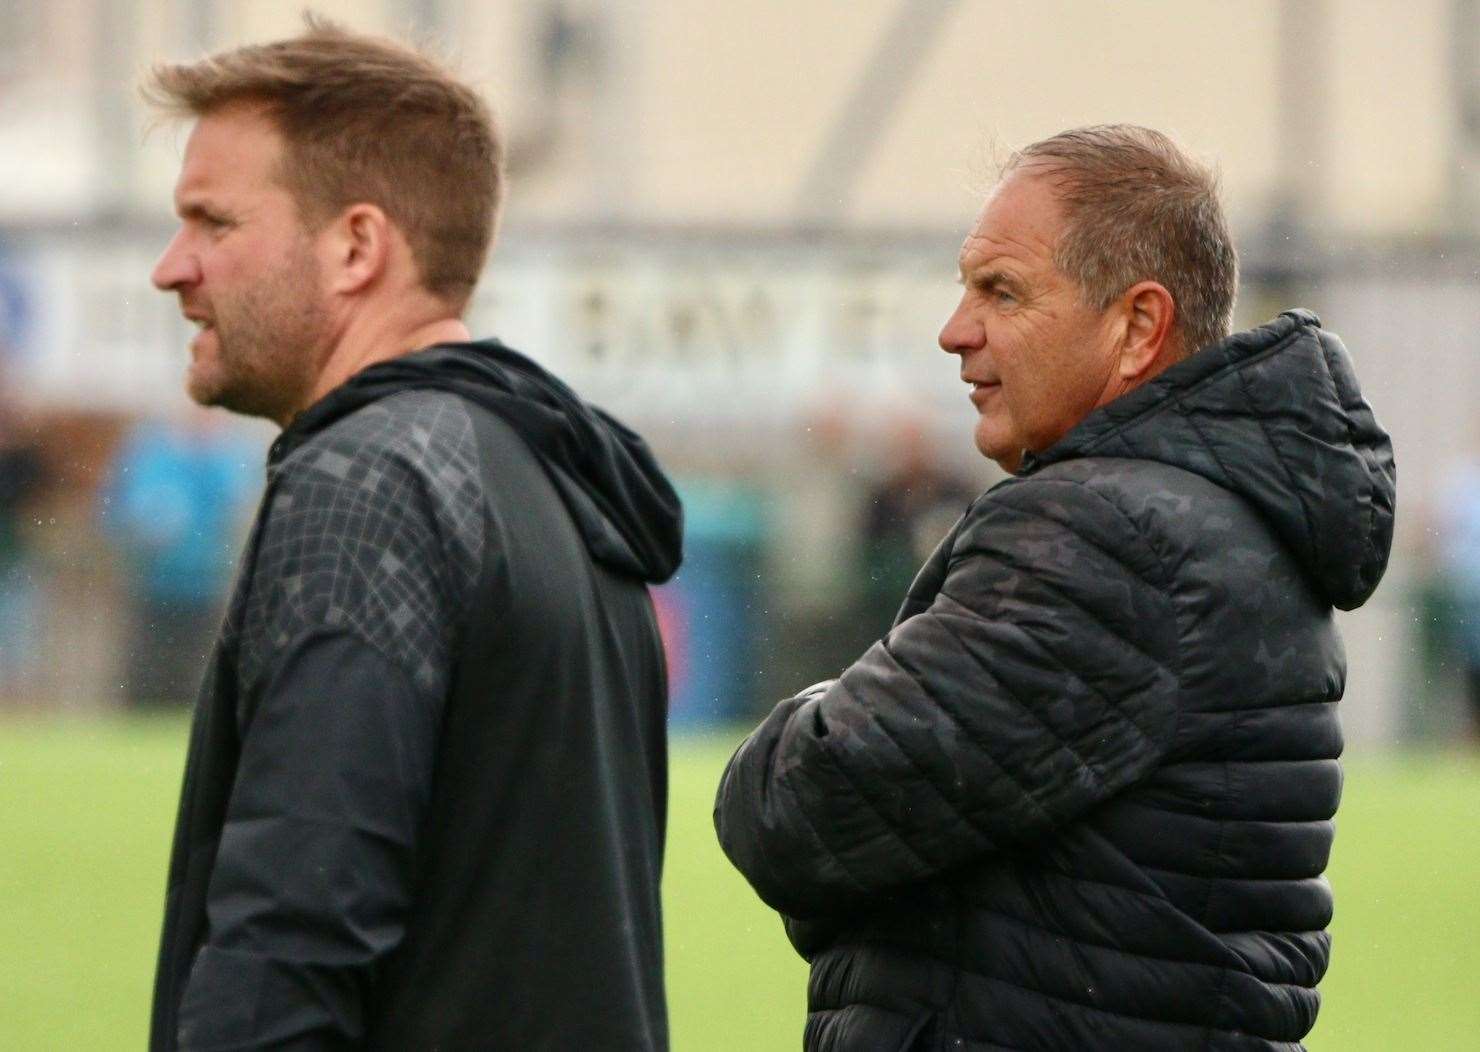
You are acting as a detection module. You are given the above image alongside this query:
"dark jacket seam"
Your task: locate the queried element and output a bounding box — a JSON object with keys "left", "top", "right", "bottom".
{"left": 957, "top": 900, "right": 1247, "bottom": 976}
{"left": 938, "top": 556, "right": 1168, "bottom": 694}
{"left": 985, "top": 473, "right": 1184, "bottom": 649}
{"left": 881, "top": 637, "right": 1059, "bottom": 833}
{"left": 1202, "top": 957, "right": 1238, "bottom": 1052}
{"left": 950, "top": 968, "right": 1262, "bottom": 1040}
{"left": 914, "top": 602, "right": 1106, "bottom": 782}
{"left": 958, "top": 482, "right": 1168, "bottom": 597}
{"left": 1231, "top": 362, "right": 1325, "bottom": 575}
{"left": 1198, "top": 763, "right": 1234, "bottom": 920}
{"left": 774, "top": 731, "right": 883, "bottom": 901}
{"left": 1313, "top": 334, "right": 1384, "bottom": 595}
{"left": 929, "top": 596, "right": 1163, "bottom": 769}
{"left": 803, "top": 714, "right": 941, "bottom": 879}
{"left": 935, "top": 564, "right": 1172, "bottom": 757}
{"left": 1048, "top": 474, "right": 1192, "bottom": 756}
{"left": 832, "top": 677, "right": 1011, "bottom": 859}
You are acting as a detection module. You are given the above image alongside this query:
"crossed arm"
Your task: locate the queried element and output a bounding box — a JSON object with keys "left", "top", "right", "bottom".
{"left": 715, "top": 480, "right": 1182, "bottom": 922}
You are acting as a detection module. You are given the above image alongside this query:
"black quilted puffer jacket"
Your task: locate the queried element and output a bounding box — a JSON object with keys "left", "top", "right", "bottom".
{"left": 715, "top": 311, "right": 1395, "bottom": 1051}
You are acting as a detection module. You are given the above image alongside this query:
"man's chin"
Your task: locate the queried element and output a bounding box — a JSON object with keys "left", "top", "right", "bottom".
{"left": 185, "top": 364, "right": 226, "bottom": 409}
{"left": 974, "top": 428, "right": 1023, "bottom": 473}
{"left": 186, "top": 363, "right": 255, "bottom": 416}
{"left": 187, "top": 369, "right": 288, "bottom": 423}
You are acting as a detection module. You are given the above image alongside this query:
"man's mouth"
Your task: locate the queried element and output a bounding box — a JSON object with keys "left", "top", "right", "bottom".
{"left": 186, "top": 316, "right": 216, "bottom": 356}
{"left": 967, "top": 379, "right": 1000, "bottom": 406}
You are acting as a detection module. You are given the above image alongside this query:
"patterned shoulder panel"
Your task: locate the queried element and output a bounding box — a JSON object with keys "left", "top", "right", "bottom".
{"left": 238, "top": 390, "right": 487, "bottom": 705}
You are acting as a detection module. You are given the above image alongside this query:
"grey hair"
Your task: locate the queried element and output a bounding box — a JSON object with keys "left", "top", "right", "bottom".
{"left": 1003, "top": 124, "right": 1238, "bottom": 357}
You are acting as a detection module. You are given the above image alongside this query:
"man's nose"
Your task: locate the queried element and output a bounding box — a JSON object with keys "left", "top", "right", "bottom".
{"left": 151, "top": 231, "right": 200, "bottom": 292}
{"left": 938, "top": 299, "right": 982, "bottom": 356}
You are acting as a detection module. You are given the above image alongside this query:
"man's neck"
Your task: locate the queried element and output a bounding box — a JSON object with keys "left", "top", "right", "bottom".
{"left": 288, "top": 312, "right": 472, "bottom": 427}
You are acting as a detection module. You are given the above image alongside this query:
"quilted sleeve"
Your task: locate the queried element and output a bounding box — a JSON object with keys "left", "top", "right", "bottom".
{"left": 715, "top": 476, "right": 1182, "bottom": 919}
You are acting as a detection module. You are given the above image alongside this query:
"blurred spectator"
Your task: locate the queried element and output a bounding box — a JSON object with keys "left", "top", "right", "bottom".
{"left": 855, "top": 418, "right": 977, "bottom": 642}
{"left": 0, "top": 384, "right": 45, "bottom": 701}
{"left": 1438, "top": 454, "right": 1480, "bottom": 739}
{"left": 101, "top": 409, "right": 258, "bottom": 708}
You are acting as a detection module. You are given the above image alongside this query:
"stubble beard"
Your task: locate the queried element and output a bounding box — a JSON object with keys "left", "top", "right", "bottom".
{"left": 188, "top": 241, "right": 330, "bottom": 426}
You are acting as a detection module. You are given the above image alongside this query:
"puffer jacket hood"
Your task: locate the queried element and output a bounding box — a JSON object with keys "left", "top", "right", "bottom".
{"left": 1022, "top": 309, "right": 1396, "bottom": 610}
{"left": 275, "top": 339, "right": 684, "bottom": 583}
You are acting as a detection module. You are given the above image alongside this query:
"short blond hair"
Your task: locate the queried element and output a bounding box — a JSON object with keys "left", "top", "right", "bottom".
{"left": 144, "top": 15, "right": 503, "bottom": 310}
{"left": 1005, "top": 125, "right": 1238, "bottom": 356}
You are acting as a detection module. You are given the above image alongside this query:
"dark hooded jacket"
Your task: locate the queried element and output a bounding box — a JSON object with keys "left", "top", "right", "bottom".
{"left": 151, "top": 340, "right": 682, "bottom": 1051}
{"left": 716, "top": 311, "right": 1395, "bottom": 1051}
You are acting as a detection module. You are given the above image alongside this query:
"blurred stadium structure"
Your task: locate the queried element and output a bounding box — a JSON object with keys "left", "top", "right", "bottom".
{"left": 1, "top": 0, "right": 1477, "bottom": 744}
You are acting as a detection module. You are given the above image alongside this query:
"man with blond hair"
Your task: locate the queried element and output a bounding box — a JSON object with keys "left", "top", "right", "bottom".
{"left": 716, "top": 125, "right": 1396, "bottom": 1049}
{"left": 145, "top": 18, "right": 680, "bottom": 1050}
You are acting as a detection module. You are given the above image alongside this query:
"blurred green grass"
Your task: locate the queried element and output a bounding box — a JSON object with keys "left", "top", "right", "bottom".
{"left": 1, "top": 716, "right": 1476, "bottom": 1049}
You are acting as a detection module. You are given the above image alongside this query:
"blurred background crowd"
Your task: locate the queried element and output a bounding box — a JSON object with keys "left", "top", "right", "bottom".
{"left": 2, "top": 0, "right": 1480, "bottom": 746}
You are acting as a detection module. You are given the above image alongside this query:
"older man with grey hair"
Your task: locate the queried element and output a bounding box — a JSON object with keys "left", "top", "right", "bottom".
{"left": 716, "top": 125, "right": 1396, "bottom": 1050}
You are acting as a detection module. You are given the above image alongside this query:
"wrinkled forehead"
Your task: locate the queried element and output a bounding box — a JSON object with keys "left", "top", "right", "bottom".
{"left": 957, "top": 169, "right": 1067, "bottom": 271}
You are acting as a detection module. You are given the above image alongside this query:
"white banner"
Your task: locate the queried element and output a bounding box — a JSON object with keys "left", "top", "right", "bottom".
{"left": 6, "top": 227, "right": 969, "bottom": 428}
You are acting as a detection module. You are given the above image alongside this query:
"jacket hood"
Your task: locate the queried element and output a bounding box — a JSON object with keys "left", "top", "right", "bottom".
{"left": 277, "top": 339, "right": 683, "bottom": 583}
{"left": 1021, "top": 310, "right": 1396, "bottom": 610}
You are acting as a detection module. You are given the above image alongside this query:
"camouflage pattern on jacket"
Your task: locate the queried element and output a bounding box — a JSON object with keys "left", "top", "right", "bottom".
{"left": 717, "top": 310, "right": 1396, "bottom": 1051}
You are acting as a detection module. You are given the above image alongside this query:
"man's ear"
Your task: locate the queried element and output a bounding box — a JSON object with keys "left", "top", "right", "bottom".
{"left": 1117, "top": 280, "right": 1178, "bottom": 381}
{"left": 323, "top": 203, "right": 391, "bottom": 296}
